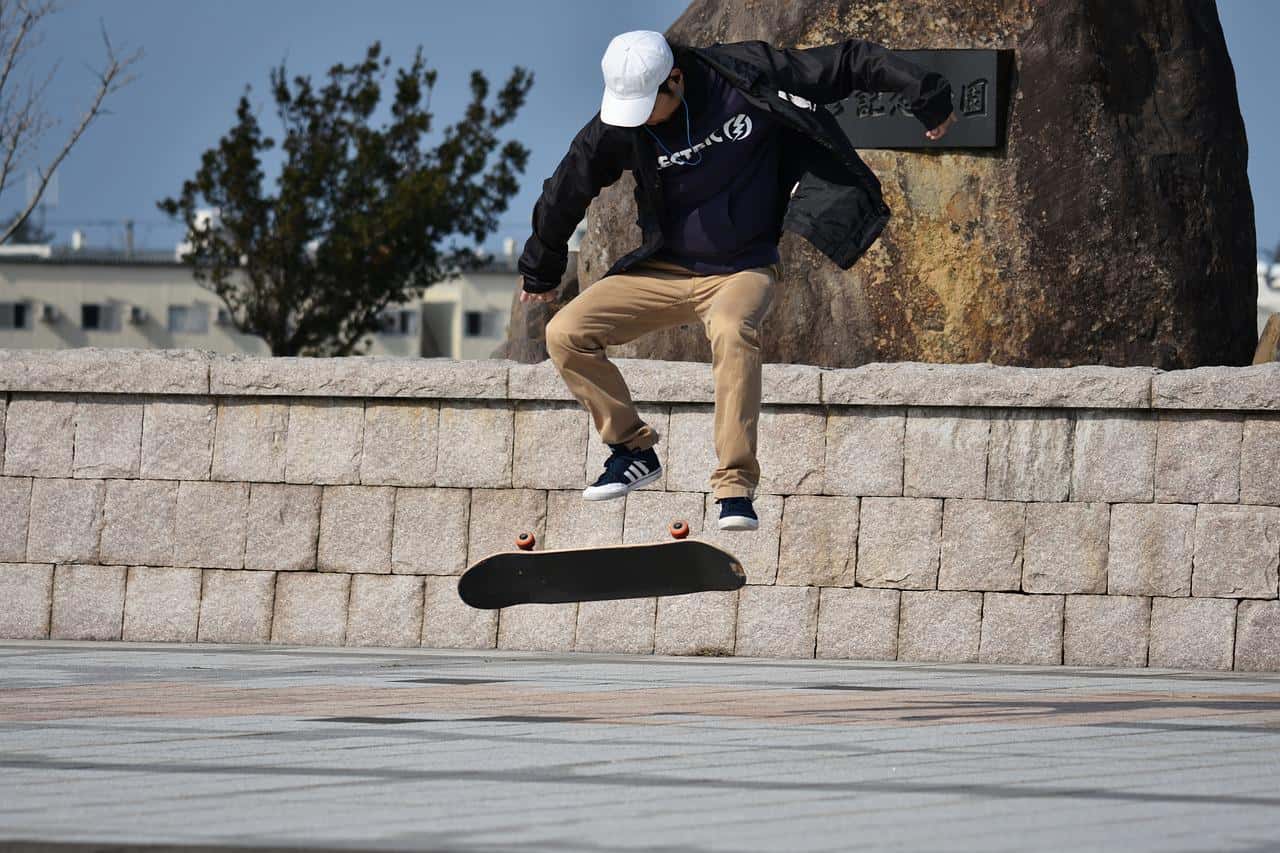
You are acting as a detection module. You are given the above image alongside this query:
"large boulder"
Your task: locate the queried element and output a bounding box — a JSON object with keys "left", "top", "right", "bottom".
{"left": 493, "top": 251, "right": 581, "bottom": 363}
{"left": 563, "top": 0, "right": 1256, "bottom": 369}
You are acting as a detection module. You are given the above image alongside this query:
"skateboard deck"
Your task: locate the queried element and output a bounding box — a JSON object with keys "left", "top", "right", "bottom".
{"left": 458, "top": 531, "right": 745, "bottom": 609}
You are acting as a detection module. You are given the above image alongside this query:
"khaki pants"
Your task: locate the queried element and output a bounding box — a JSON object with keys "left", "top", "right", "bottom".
{"left": 545, "top": 257, "right": 781, "bottom": 500}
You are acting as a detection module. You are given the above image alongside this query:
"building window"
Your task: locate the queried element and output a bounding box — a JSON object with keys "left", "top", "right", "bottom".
{"left": 377, "top": 309, "right": 419, "bottom": 336}
{"left": 168, "top": 304, "right": 208, "bottom": 334}
{"left": 81, "top": 303, "right": 119, "bottom": 330}
{"left": 0, "top": 302, "right": 29, "bottom": 330}
{"left": 81, "top": 303, "right": 102, "bottom": 330}
{"left": 464, "top": 310, "right": 501, "bottom": 338}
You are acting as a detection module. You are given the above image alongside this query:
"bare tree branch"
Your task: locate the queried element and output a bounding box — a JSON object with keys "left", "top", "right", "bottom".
{"left": 0, "top": 4, "right": 142, "bottom": 244}
{"left": 0, "top": 0, "right": 49, "bottom": 201}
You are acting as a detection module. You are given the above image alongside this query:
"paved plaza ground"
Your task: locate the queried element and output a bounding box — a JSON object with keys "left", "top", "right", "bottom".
{"left": 1, "top": 641, "right": 1279, "bottom": 852}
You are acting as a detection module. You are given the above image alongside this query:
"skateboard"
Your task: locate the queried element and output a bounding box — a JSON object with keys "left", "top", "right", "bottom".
{"left": 458, "top": 520, "right": 746, "bottom": 609}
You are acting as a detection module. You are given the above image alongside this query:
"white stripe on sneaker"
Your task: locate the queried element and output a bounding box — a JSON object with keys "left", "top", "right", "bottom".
{"left": 624, "top": 463, "right": 641, "bottom": 482}
{"left": 634, "top": 460, "right": 649, "bottom": 476}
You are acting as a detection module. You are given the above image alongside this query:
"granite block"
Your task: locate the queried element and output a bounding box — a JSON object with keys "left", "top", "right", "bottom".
{"left": 317, "top": 485, "right": 395, "bottom": 573}
{"left": 1022, "top": 502, "right": 1110, "bottom": 594}
{"left": 1154, "top": 412, "right": 1242, "bottom": 503}
{"left": 467, "top": 489, "right": 547, "bottom": 565}
{"left": 1107, "top": 503, "right": 1195, "bottom": 596}
{"left": 985, "top": 409, "right": 1073, "bottom": 501}
{"left": 735, "top": 585, "right": 819, "bottom": 658}
{"left": 100, "top": 479, "right": 178, "bottom": 567}
{"left": 575, "top": 597, "right": 656, "bottom": 654}
{"left": 435, "top": 401, "right": 514, "bottom": 488}
{"left": 939, "top": 499, "right": 1025, "bottom": 591}
{"left": 654, "top": 590, "right": 738, "bottom": 656}
{"left": 1063, "top": 595, "right": 1151, "bottom": 667}
{"left": 391, "top": 487, "right": 471, "bottom": 575}
{"left": 3, "top": 394, "right": 74, "bottom": 477}
{"left": 244, "top": 483, "right": 322, "bottom": 572}
{"left": 978, "top": 592, "right": 1064, "bottom": 665}
{"left": 122, "top": 566, "right": 201, "bottom": 642}
{"left": 855, "top": 497, "right": 942, "bottom": 590}
{"left": 776, "top": 495, "right": 857, "bottom": 587}
{"left": 755, "top": 406, "right": 825, "bottom": 495}
{"left": 1234, "top": 600, "right": 1280, "bottom": 672}
{"left": 823, "top": 407, "right": 905, "bottom": 497}
{"left": 211, "top": 397, "right": 289, "bottom": 482}
{"left": 27, "top": 478, "right": 105, "bottom": 564}
{"left": 422, "top": 575, "right": 497, "bottom": 649}
{"left": 270, "top": 572, "right": 350, "bottom": 646}
{"left": 1148, "top": 596, "right": 1236, "bottom": 670}
{"left": 903, "top": 407, "right": 990, "bottom": 499}
{"left": 282, "top": 399, "right": 364, "bottom": 485}
{"left": 1241, "top": 415, "right": 1280, "bottom": 506}
{"left": 345, "top": 574, "right": 424, "bottom": 647}
{"left": 174, "top": 481, "right": 249, "bottom": 569}
{"left": 897, "top": 590, "right": 982, "bottom": 663}
{"left": 51, "top": 564, "right": 126, "bottom": 640}
{"left": 497, "top": 602, "right": 578, "bottom": 652}
{"left": 1071, "top": 411, "right": 1157, "bottom": 502}
{"left": 512, "top": 401, "right": 590, "bottom": 490}
{"left": 545, "top": 489, "right": 624, "bottom": 551}
{"left": 361, "top": 400, "right": 439, "bottom": 487}
{"left": 141, "top": 396, "right": 216, "bottom": 480}
{"left": 1191, "top": 504, "right": 1280, "bottom": 599}
{"left": 815, "top": 587, "right": 899, "bottom": 660}
{"left": 197, "top": 569, "right": 276, "bottom": 643}
{"left": 0, "top": 563, "right": 53, "bottom": 639}
{"left": 0, "top": 477, "right": 32, "bottom": 561}
{"left": 72, "top": 395, "right": 143, "bottom": 478}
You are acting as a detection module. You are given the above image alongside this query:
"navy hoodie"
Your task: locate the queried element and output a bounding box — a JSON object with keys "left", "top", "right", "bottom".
{"left": 645, "top": 58, "right": 783, "bottom": 274}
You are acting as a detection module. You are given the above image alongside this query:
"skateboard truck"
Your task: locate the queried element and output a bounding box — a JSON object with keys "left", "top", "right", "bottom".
{"left": 513, "top": 520, "right": 690, "bottom": 551}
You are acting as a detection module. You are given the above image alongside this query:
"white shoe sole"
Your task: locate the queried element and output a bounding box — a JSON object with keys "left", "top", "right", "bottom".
{"left": 582, "top": 468, "right": 661, "bottom": 501}
{"left": 718, "top": 515, "right": 759, "bottom": 531}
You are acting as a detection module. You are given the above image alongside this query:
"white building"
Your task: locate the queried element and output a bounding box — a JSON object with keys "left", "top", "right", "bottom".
{"left": 0, "top": 240, "right": 536, "bottom": 359}
{"left": 1258, "top": 260, "right": 1280, "bottom": 339}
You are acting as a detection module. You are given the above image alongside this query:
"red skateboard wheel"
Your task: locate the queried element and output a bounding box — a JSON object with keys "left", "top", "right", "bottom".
{"left": 669, "top": 520, "right": 689, "bottom": 539}
{"left": 515, "top": 532, "right": 536, "bottom": 551}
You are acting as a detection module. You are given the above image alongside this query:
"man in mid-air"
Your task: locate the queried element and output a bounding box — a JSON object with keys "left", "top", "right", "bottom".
{"left": 519, "top": 30, "right": 955, "bottom": 531}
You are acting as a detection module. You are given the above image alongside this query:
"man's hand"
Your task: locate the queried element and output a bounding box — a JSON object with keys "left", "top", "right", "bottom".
{"left": 519, "top": 289, "right": 558, "bottom": 304}
{"left": 925, "top": 111, "right": 958, "bottom": 141}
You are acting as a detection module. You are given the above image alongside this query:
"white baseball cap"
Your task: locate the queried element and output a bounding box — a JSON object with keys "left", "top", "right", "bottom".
{"left": 600, "top": 30, "right": 673, "bottom": 127}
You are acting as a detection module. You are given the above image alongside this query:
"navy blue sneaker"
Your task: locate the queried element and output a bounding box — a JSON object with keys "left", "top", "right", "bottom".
{"left": 583, "top": 442, "right": 662, "bottom": 501}
{"left": 717, "top": 496, "right": 759, "bottom": 531}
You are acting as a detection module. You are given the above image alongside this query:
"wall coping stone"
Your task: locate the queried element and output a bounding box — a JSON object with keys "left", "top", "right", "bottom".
{"left": 1, "top": 347, "right": 1277, "bottom": 411}
{"left": 821, "top": 362, "right": 1158, "bottom": 408}
{"left": 0, "top": 347, "right": 209, "bottom": 395}
{"left": 209, "top": 354, "right": 510, "bottom": 399}
{"left": 1152, "top": 364, "right": 1280, "bottom": 410}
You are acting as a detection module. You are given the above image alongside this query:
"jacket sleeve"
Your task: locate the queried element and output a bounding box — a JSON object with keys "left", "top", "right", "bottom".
{"left": 721, "top": 38, "right": 954, "bottom": 132}
{"left": 517, "top": 113, "right": 630, "bottom": 293}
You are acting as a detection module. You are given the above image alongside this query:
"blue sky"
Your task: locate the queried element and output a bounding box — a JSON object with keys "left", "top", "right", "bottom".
{"left": 5, "top": 0, "right": 1278, "bottom": 258}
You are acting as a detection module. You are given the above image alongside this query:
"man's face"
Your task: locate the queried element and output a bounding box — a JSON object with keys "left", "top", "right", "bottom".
{"left": 644, "top": 69, "right": 684, "bottom": 126}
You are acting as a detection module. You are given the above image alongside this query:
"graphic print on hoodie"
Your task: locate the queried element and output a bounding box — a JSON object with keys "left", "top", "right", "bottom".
{"left": 647, "top": 60, "right": 784, "bottom": 275}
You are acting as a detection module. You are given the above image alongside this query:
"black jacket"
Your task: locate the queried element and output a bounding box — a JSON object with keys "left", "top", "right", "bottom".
{"left": 518, "top": 38, "right": 953, "bottom": 293}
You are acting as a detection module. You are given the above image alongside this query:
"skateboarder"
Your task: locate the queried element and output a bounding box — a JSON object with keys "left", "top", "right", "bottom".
{"left": 518, "top": 30, "right": 956, "bottom": 531}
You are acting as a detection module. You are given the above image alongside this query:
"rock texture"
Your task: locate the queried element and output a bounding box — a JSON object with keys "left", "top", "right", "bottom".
{"left": 541, "top": 0, "right": 1255, "bottom": 369}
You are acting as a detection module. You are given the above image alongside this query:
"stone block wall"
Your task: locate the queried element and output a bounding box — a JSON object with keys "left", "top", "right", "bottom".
{"left": 1, "top": 348, "right": 1279, "bottom": 671}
